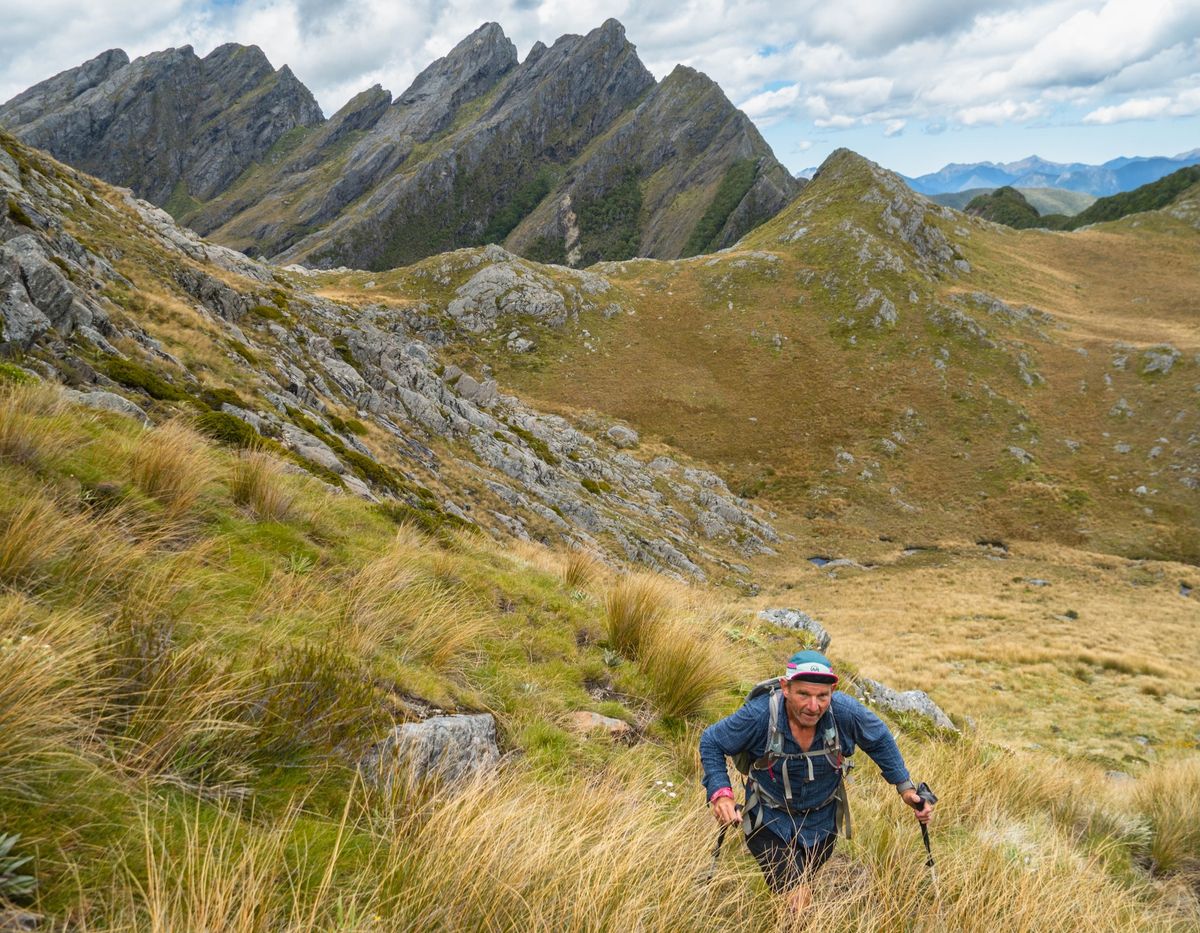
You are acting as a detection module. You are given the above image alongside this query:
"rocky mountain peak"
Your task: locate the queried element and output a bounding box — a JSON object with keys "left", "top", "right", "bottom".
{"left": 0, "top": 49, "right": 129, "bottom": 128}
{"left": 396, "top": 21, "right": 517, "bottom": 112}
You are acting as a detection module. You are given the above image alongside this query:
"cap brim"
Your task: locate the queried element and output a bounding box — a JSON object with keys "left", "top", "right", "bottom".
{"left": 784, "top": 672, "right": 839, "bottom": 685}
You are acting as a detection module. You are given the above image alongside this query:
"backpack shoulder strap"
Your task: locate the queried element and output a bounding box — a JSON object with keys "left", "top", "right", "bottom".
{"left": 768, "top": 690, "right": 785, "bottom": 756}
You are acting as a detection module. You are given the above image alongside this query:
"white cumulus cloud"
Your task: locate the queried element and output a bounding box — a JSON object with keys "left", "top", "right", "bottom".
{"left": 1084, "top": 86, "right": 1200, "bottom": 123}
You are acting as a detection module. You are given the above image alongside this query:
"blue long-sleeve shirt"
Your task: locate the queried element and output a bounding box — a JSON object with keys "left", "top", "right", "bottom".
{"left": 700, "top": 691, "right": 910, "bottom": 845}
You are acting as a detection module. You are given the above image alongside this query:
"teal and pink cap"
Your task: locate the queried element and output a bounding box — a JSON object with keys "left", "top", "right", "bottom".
{"left": 783, "top": 650, "right": 839, "bottom": 685}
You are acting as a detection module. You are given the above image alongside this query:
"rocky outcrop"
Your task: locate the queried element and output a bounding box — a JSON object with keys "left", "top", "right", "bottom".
{"left": 856, "top": 677, "right": 957, "bottom": 733}
{"left": 757, "top": 609, "right": 831, "bottom": 651}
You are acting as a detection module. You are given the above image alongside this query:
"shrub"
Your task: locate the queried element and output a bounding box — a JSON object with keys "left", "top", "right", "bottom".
{"left": 198, "top": 386, "right": 248, "bottom": 411}
{"left": 249, "top": 643, "right": 383, "bottom": 760}
{"left": 0, "top": 362, "right": 33, "bottom": 385}
{"left": 375, "top": 500, "right": 473, "bottom": 537}
{"left": 603, "top": 573, "right": 672, "bottom": 660}
{"left": 683, "top": 159, "right": 759, "bottom": 257}
{"left": 194, "top": 410, "right": 259, "bottom": 448}
{"left": 508, "top": 423, "right": 560, "bottom": 465}
{"left": 247, "top": 303, "right": 285, "bottom": 322}
{"left": 581, "top": 477, "right": 611, "bottom": 495}
{"left": 575, "top": 169, "right": 643, "bottom": 264}
{"left": 5, "top": 198, "right": 33, "bottom": 228}
{"left": 103, "top": 357, "right": 189, "bottom": 401}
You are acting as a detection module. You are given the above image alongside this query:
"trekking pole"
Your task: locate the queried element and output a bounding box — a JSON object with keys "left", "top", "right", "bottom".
{"left": 907, "top": 782, "right": 939, "bottom": 892}
{"left": 702, "top": 804, "right": 741, "bottom": 883}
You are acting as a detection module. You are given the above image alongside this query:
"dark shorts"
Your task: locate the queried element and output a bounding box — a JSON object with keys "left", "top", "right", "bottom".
{"left": 745, "top": 827, "right": 836, "bottom": 893}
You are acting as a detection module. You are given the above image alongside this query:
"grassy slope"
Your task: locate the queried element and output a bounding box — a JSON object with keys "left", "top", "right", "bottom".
{"left": 463, "top": 156, "right": 1198, "bottom": 566}
{"left": 1, "top": 380, "right": 1197, "bottom": 930}
{"left": 3, "top": 140, "right": 1198, "bottom": 928}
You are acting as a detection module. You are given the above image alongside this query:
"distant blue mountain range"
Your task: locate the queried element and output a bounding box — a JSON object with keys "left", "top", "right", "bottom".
{"left": 900, "top": 150, "right": 1200, "bottom": 197}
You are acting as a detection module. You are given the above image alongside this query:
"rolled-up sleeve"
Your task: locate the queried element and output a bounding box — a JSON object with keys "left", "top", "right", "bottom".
{"left": 699, "top": 696, "right": 769, "bottom": 800}
{"left": 840, "top": 694, "right": 911, "bottom": 786}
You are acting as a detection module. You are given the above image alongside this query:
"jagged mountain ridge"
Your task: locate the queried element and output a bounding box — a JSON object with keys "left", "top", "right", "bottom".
{"left": 905, "top": 150, "right": 1200, "bottom": 197}
{"left": 0, "top": 20, "right": 802, "bottom": 272}
{"left": 0, "top": 44, "right": 323, "bottom": 207}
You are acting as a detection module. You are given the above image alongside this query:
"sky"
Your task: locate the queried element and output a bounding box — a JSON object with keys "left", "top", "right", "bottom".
{"left": 1, "top": 0, "right": 1198, "bottom": 178}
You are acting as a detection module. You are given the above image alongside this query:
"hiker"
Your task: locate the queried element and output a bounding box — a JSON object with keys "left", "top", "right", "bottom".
{"left": 699, "top": 650, "right": 934, "bottom": 910}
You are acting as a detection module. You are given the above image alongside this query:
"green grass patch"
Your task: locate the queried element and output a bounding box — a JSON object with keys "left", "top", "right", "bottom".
{"left": 575, "top": 169, "right": 643, "bottom": 265}
{"left": 683, "top": 159, "right": 759, "bottom": 257}
{"left": 193, "top": 410, "right": 261, "bottom": 447}
{"left": 6, "top": 198, "right": 33, "bottom": 228}
{"left": 102, "top": 357, "right": 189, "bottom": 401}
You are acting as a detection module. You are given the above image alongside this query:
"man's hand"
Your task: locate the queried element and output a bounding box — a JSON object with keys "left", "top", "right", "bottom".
{"left": 712, "top": 796, "right": 742, "bottom": 827}
{"left": 901, "top": 788, "right": 934, "bottom": 825}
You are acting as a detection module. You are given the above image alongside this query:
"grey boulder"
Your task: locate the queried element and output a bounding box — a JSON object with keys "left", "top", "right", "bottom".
{"left": 360, "top": 713, "right": 500, "bottom": 788}
{"left": 64, "top": 389, "right": 149, "bottom": 424}
{"left": 758, "top": 608, "right": 832, "bottom": 651}
{"left": 856, "top": 677, "right": 957, "bottom": 733}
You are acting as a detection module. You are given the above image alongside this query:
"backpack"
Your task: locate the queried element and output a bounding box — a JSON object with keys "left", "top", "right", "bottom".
{"left": 731, "top": 679, "right": 854, "bottom": 837}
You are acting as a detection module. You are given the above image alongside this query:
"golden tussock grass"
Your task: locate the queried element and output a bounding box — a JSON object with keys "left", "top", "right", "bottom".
{"left": 229, "top": 448, "right": 296, "bottom": 522}
{"left": 0, "top": 598, "right": 101, "bottom": 795}
{"left": 562, "top": 547, "right": 605, "bottom": 592}
{"left": 0, "top": 381, "right": 82, "bottom": 468}
{"left": 0, "top": 494, "right": 80, "bottom": 587}
{"left": 102, "top": 744, "right": 1200, "bottom": 932}
{"left": 114, "top": 800, "right": 303, "bottom": 932}
{"left": 1133, "top": 757, "right": 1200, "bottom": 874}
{"left": 603, "top": 572, "right": 674, "bottom": 660}
{"left": 639, "top": 617, "right": 732, "bottom": 719}
{"left": 130, "top": 419, "right": 217, "bottom": 514}
{"left": 335, "top": 545, "right": 487, "bottom": 669}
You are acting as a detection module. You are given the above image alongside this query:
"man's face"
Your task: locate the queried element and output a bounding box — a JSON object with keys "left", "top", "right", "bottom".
{"left": 781, "top": 678, "right": 834, "bottom": 726}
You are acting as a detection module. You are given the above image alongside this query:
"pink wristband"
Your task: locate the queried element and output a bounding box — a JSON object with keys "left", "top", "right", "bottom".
{"left": 709, "top": 787, "right": 734, "bottom": 804}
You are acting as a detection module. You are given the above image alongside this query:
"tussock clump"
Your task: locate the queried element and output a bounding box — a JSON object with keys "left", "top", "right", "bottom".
{"left": 639, "top": 617, "right": 729, "bottom": 719}
{"left": 1133, "top": 757, "right": 1200, "bottom": 873}
{"left": 603, "top": 572, "right": 673, "bottom": 659}
{"left": 0, "top": 381, "right": 79, "bottom": 468}
{"left": 336, "top": 545, "right": 487, "bottom": 669}
{"left": 562, "top": 548, "right": 603, "bottom": 592}
{"left": 0, "top": 599, "right": 100, "bottom": 795}
{"left": 131, "top": 419, "right": 216, "bottom": 514}
{"left": 0, "top": 495, "right": 79, "bottom": 587}
{"left": 229, "top": 448, "right": 295, "bottom": 522}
